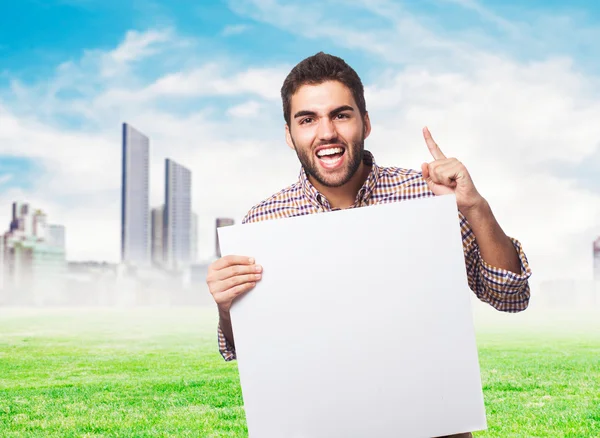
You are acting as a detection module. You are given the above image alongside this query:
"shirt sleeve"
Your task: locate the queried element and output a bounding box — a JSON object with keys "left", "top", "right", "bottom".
{"left": 218, "top": 321, "right": 237, "bottom": 361}
{"left": 459, "top": 211, "right": 532, "bottom": 312}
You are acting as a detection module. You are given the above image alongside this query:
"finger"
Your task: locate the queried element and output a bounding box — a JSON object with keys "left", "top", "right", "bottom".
{"left": 211, "top": 255, "right": 255, "bottom": 271}
{"left": 215, "top": 281, "right": 257, "bottom": 306}
{"left": 436, "top": 160, "right": 462, "bottom": 178}
{"left": 214, "top": 272, "right": 262, "bottom": 295}
{"left": 431, "top": 161, "right": 461, "bottom": 187}
{"left": 423, "top": 126, "right": 446, "bottom": 161}
{"left": 421, "top": 162, "right": 439, "bottom": 192}
{"left": 210, "top": 263, "right": 262, "bottom": 283}
{"left": 426, "top": 160, "right": 443, "bottom": 183}
{"left": 421, "top": 162, "right": 429, "bottom": 179}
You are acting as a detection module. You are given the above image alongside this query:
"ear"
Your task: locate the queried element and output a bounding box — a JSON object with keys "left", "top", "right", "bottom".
{"left": 285, "top": 124, "right": 295, "bottom": 150}
{"left": 363, "top": 111, "right": 372, "bottom": 139}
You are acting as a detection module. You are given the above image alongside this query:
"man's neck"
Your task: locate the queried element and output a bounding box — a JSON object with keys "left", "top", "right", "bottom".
{"left": 309, "top": 161, "right": 371, "bottom": 209}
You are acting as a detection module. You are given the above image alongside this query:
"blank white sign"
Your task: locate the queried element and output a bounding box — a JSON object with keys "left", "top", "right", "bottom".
{"left": 218, "top": 194, "right": 487, "bottom": 438}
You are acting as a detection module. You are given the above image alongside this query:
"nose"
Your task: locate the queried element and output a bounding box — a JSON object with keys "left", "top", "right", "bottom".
{"left": 317, "top": 117, "right": 337, "bottom": 142}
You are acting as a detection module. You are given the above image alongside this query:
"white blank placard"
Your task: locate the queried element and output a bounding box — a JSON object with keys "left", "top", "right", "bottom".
{"left": 218, "top": 194, "right": 487, "bottom": 438}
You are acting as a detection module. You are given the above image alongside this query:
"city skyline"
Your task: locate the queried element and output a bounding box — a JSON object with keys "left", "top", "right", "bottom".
{"left": 0, "top": 116, "right": 222, "bottom": 270}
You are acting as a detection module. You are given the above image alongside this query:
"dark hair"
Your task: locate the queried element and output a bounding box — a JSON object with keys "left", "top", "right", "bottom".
{"left": 280, "top": 52, "right": 366, "bottom": 126}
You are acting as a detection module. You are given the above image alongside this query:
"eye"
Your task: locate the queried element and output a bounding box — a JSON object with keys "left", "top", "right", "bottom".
{"left": 335, "top": 113, "right": 349, "bottom": 119}
{"left": 299, "top": 117, "right": 313, "bottom": 125}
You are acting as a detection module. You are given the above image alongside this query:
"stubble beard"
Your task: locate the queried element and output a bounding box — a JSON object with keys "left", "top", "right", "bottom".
{"left": 291, "top": 135, "right": 365, "bottom": 188}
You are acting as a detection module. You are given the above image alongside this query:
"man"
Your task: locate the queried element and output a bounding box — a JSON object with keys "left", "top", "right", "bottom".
{"left": 206, "top": 52, "right": 532, "bottom": 438}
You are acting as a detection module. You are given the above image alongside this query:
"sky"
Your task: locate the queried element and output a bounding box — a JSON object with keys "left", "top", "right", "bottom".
{"left": 1, "top": 0, "right": 600, "bottom": 293}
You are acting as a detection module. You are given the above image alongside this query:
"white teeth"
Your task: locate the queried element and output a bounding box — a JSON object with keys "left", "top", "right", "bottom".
{"left": 317, "top": 147, "right": 343, "bottom": 158}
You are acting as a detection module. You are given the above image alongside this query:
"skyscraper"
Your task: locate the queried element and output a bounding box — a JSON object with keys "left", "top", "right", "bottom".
{"left": 151, "top": 206, "right": 164, "bottom": 267}
{"left": 11, "top": 202, "right": 31, "bottom": 234}
{"left": 164, "top": 159, "right": 192, "bottom": 270}
{"left": 121, "top": 123, "right": 150, "bottom": 267}
{"left": 215, "top": 218, "right": 234, "bottom": 258}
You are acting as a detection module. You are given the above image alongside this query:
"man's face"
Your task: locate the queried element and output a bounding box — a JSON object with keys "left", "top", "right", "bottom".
{"left": 285, "top": 80, "right": 371, "bottom": 188}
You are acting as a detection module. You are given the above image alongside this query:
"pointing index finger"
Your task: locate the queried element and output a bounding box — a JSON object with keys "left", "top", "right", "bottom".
{"left": 423, "top": 126, "right": 446, "bottom": 160}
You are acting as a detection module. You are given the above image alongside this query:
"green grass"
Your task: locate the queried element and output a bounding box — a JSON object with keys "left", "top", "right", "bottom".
{"left": 0, "top": 307, "right": 599, "bottom": 437}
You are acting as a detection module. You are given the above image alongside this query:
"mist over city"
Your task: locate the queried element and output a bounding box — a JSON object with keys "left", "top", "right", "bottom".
{"left": 0, "top": 125, "right": 233, "bottom": 308}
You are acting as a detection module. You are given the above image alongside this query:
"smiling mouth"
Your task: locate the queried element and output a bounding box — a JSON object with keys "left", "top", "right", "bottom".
{"left": 316, "top": 146, "right": 346, "bottom": 167}
{"left": 317, "top": 147, "right": 346, "bottom": 160}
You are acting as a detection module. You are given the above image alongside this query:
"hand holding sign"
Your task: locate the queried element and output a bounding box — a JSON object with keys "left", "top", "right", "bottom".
{"left": 420, "top": 126, "right": 484, "bottom": 214}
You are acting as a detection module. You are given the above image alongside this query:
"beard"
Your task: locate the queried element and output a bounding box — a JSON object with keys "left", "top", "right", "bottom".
{"left": 291, "top": 134, "right": 365, "bottom": 188}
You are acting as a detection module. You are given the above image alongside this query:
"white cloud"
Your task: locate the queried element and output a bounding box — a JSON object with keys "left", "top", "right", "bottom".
{"left": 227, "top": 100, "right": 265, "bottom": 118}
{"left": 140, "top": 64, "right": 286, "bottom": 101}
{"left": 100, "top": 28, "right": 174, "bottom": 77}
{"left": 227, "top": 0, "right": 475, "bottom": 66}
{"left": 221, "top": 24, "right": 252, "bottom": 36}
{"left": 438, "top": 0, "right": 520, "bottom": 36}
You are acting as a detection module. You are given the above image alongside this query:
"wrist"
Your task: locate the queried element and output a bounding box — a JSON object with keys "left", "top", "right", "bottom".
{"left": 219, "top": 307, "right": 231, "bottom": 321}
{"left": 460, "top": 195, "right": 488, "bottom": 220}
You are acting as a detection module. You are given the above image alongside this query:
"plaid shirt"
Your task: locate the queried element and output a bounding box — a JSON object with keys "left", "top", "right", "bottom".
{"left": 218, "top": 150, "right": 532, "bottom": 361}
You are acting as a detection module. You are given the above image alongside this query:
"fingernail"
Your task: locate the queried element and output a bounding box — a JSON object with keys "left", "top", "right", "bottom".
{"left": 255, "top": 265, "right": 262, "bottom": 272}
{"left": 249, "top": 257, "right": 255, "bottom": 264}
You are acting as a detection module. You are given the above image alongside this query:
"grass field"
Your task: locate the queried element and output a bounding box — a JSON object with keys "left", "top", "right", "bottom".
{"left": 0, "top": 306, "right": 599, "bottom": 437}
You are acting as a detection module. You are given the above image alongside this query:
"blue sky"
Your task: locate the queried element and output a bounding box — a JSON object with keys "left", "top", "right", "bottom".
{"left": 1, "top": 1, "right": 357, "bottom": 82}
{"left": 3, "top": 0, "right": 600, "bottom": 83}
{"left": 1, "top": 0, "right": 600, "bottom": 288}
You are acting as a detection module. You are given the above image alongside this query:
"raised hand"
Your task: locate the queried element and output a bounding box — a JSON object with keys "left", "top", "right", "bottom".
{"left": 206, "top": 255, "right": 263, "bottom": 313}
{"left": 420, "top": 126, "right": 484, "bottom": 213}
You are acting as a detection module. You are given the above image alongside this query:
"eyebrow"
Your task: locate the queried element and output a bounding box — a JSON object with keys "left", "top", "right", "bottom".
{"left": 293, "top": 105, "right": 355, "bottom": 119}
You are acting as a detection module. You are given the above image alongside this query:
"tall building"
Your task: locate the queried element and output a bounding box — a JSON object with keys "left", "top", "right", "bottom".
{"left": 120, "top": 123, "right": 150, "bottom": 267}
{"left": 11, "top": 202, "right": 32, "bottom": 234}
{"left": 151, "top": 206, "right": 164, "bottom": 267}
{"left": 594, "top": 237, "right": 600, "bottom": 282}
{"left": 215, "top": 218, "right": 234, "bottom": 258}
{"left": 164, "top": 159, "right": 192, "bottom": 270}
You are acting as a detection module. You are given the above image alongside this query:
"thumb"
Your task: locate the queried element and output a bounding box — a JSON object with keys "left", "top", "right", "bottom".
{"left": 421, "top": 162, "right": 436, "bottom": 192}
{"left": 421, "top": 162, "right": 429, "bottom": 179}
